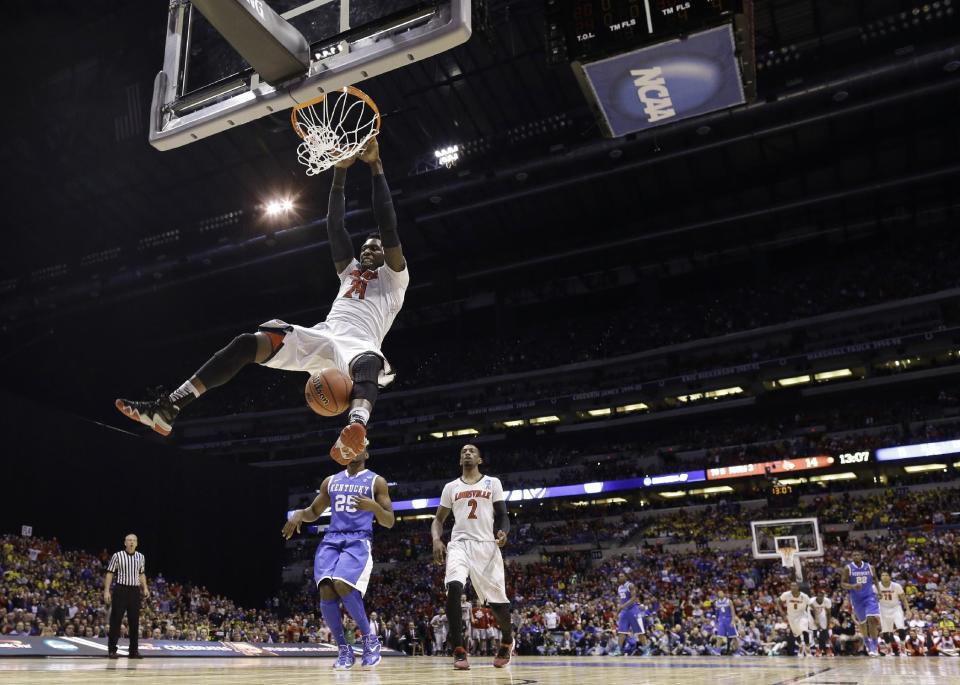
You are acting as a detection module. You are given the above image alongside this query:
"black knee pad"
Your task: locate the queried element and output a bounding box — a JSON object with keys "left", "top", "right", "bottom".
{"left": 351, "top": 353, "right": 383, "bottom": 401}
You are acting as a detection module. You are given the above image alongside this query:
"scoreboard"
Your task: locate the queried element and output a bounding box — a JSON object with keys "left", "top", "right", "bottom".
{"left": 549, "top": 0, "right": 742, "bottom": 62}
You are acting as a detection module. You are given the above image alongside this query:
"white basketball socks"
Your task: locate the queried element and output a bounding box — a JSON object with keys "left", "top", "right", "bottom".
{"left": 348, "top": 407, "right": 370, "bottom": 425}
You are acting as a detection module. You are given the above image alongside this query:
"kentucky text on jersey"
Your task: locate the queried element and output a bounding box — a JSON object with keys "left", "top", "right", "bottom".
{"left": 455, "top": 490, "right": 492, "bottom": 501}
{"left": 328, "top": 482, "right": 371, "bottom": 493}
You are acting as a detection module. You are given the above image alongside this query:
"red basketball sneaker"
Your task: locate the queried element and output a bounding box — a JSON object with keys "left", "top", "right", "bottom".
{"left": 330, "top": 422, "right": 368, "bottom": 465}
{"left": 493, "top": 640, "right": 514, "bottom": 668}
{"left": 452, "top": 646, "right": 470, "bottom": 670}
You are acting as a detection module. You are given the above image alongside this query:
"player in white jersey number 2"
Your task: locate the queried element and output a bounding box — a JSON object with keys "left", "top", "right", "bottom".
{"left": 116, "top": 138, "right": 408, "bottom": 465}
{"left": 780, "top": 582, "right": 813, "bottom": 657}
{"left": 432, "top": 444, "right": 514, "bottom": 671}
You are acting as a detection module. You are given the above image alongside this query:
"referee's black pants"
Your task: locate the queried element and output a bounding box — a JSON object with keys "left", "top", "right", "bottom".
{"left": 108, "top": 586, "right": 141, "bottom": 654}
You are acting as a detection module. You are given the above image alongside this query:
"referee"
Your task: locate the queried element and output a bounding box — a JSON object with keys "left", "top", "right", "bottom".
{"left": 104, "top": 533, "right": 150, "bottom": 658}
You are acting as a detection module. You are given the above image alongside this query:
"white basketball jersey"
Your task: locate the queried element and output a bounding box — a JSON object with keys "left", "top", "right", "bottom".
{"left": 440, "top": 474, "right": 505, "bottom": 542}
{"left": 326, "top": 259, "right": 409, "bottom": 347}
{"left": 810, "top": 597, "right": 832, "bottom": 628}
{"left": 877, "top": 582, "right": 905, "bottom": 609}
{"left": 780, "top": 591, "right": 811, "bottom": 618}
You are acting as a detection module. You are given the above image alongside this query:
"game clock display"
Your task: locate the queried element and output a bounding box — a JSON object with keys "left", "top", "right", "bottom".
{"left": 555, "top": 0, "right": 741, "bottom": 61}
{"left": 770, "top": 483, "right": 799, "bottom": 507}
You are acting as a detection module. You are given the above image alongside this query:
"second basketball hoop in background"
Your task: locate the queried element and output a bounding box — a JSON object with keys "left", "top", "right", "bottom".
{"left": 291, "top": 86, "right": 380, "bottom": 175}
{"left": 305, "top": 368, "right": 353, "bottom": 417}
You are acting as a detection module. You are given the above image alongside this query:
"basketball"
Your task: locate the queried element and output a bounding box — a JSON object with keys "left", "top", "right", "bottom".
{"left": 305, "top": 368, "right": 353, "bottom": 417}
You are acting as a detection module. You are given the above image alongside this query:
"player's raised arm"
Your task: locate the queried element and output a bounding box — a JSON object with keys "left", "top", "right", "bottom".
{"left": 327, "top": 159, "right": 357, "bottom": 275}
{"left": 353, "top": 475, "right": 395, "bottom": 528}
{"left": 360, "top": 138, "right": 405, "bottom": 273}
{"left": 283, "top": 477, "right": 332, "bottom": 539}
{"left": 431, "top": 505, "right": 451, "bottom": 564}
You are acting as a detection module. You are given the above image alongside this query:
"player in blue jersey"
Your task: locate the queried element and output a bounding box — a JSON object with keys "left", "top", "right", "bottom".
{"left": 840, "top": 549, "right": 881, "bottom": 657}
{"left": 283, "top": 448, "right": 394, "bottom": 669}
{"left": 714, "top": 589, "right": 740, "bottom": 655}
{"left": 615, "top": 572, "right": 644, "bottom": 654}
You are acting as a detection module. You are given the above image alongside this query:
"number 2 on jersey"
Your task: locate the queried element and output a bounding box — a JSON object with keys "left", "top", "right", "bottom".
{"left": 467, "top": 499, "right": 478, "bottom": 519}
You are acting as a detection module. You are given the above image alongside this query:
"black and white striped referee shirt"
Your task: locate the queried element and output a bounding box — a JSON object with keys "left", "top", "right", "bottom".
{"left": 107, "top": 551, "right": 145, "bottom": 586}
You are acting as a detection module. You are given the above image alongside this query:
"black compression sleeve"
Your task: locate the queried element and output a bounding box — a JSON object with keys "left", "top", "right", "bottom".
{"left": 371, "top": 172, "right": 400, "bottom": 249}
{"left": 327, "top": 167, "right": 354, "bottom": 265}
{"left": 493, "top": 500, "right": 510, "bottom": 536}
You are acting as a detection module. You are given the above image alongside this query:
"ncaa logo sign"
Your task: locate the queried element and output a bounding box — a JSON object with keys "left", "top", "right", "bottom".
{"left": 580, "top": 25, "right": 745, "bottom": 137}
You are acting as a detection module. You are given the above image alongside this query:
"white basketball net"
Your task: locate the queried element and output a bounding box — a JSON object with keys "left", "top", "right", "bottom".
{"left": 779, "top": 547, "right": 797, "bottom": 569}
{"left": 292, "top": 88, "right": 380, "bottom": 176}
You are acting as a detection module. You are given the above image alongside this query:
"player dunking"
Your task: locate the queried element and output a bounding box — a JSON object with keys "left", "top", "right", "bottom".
{"left": 840, "top": 550, "right": 881, "bottom": 656}
{"left": 876, "top": 571, "right": 909, "bottom": 656}
{"left": 115, "top": 138, "right": 408, "bottom": 465}
{"left": 615, "top": 572, "right": 644, "bottom": 654}
{"left": 282, "top": 448, "right": 394, "bottom": 669}
{"left": 779, "top": 581, "right": 812, "bottom": 657}
{"left": 431, "top": 444, "right": 514, "bottom": 670}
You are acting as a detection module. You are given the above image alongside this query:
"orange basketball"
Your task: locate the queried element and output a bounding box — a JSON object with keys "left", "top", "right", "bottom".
{"left": 305, "top": 368, "right": 353, "bottom": 417}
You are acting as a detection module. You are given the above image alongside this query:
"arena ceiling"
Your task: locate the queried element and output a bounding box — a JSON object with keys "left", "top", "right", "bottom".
{"left": 0, "top": 0, "right": 958, "bottom": 414}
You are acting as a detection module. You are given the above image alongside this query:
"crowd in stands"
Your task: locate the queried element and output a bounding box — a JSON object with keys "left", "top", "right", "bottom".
{"left": 4, "top": 472, "right": 959, "bottom": 658}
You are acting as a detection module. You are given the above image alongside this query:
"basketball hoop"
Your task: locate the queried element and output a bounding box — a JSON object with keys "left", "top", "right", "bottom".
{"left": 291, "top": 86, "right": 381, "bottom": 176}
{"left": 778, "top": 546, "right": 797, "bottom": 569}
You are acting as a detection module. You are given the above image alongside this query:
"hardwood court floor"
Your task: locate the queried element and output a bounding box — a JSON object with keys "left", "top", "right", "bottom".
{"left": 2, "top": 655, "right": 959, "bottom": 685}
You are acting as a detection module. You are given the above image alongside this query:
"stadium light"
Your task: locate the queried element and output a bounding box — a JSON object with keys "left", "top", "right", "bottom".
{"left": 502, "top": 419, "right": 526, "bottom": 427}
{"left": 617, "top": 403, "right": 648, "bottom": 413}
{"left": 903, "top": 463, "right": 947, "bottom": 473}
{"left": 427, "top": 428, "right": 479, "bottom": 439}
{"left": 587, "top": 408, "right": 612, "bottom": 416}
{"left": 690, "top": 486, "right": 734, "bottom": 495}
{"left": 776, "top": 478, "right": 808, "bottom": 486}
{"left": 434, "top": 144, "right": 460, "bottom": 167}
{"left": 659, "top": 491, "right": 687, "bottom": 498}
{"left": 677, "top": 386, "right": 743, "bottom": 403}
{"left": 529, "top": 415, "right": 560, "bottom": 425}
{"left": 264, "top": 198, "right": 294, "bottom": 215}
{"left": 776, "top": 375, "right": 812, "bottom": 387}
{"left": 809, "top": 472, "right": 857, "bottom": 482}
{"left": 814, "top": 369, "right": 854, "bottom": 381}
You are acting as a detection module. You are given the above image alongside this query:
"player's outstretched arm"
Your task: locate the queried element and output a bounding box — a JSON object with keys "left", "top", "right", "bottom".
{"left": 327, "top": 163, "right": 356, "bottom": 275}
{"left": 431, "top": 506, "right": 451, "bottom": 564}
{"left": 282, "top": 477, "right": 332, "bottom": 539}
{"left": 353, "top": 476, "right": 395, "bottom": 528}
{"left": 360, "top": 138, "right": 405, "bottom": 272}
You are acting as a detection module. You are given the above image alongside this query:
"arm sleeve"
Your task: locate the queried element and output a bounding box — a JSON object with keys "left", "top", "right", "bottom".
{"left": 371, "top": 173, "right": 400, "bottom": 249}
{"left": 327, "top": 167, "right": 354, "bottom": 264}
{"left": 493, "top": 500, "right": 510, "bottom": 536}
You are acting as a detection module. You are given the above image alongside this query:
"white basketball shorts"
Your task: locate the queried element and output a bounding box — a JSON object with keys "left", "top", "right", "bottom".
{"left": 257, "top": 319, "right": 394, "bottom": 386}
{"left": 880, "top": 607, "right": 906, "bottom": 633}
{"left": 444, "top": 539, "right": 508, "bottom": 605}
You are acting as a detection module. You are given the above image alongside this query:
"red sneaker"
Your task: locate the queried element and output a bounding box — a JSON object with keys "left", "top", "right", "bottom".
{"left": 330, "top": 423, "right": 368, "bottom": 465}
{"left": 453, "top": 647, "right": 470, "bottom": 670}
{"left": 493, "top": 640, "right": 514, "bottom": 668}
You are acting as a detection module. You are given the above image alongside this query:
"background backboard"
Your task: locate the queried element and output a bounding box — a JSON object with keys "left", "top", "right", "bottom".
{"left": 750, "top": 517, "right": 823, "bottom": 559}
